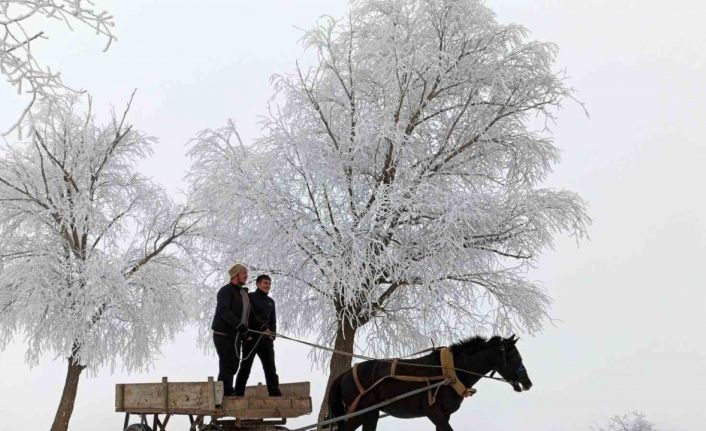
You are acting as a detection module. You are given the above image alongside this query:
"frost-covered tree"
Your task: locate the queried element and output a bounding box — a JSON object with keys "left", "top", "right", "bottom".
{"left": 0, "top": 95, "right": 200, "bottom": 431}
{"left": 0, "top": 0, "right": 115, "bottom": 134}
{"left": 597, "top": 412, "right": 658, "bottom": 431}
{"left": 188, "top": 0, "right": 589, "bottom": 416}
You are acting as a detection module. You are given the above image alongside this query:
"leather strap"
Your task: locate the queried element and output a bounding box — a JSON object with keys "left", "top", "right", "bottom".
{"left": 352, "top": 364, "right": 365, "bottom": 394}
{"left": 440, "top": 347, "right": 471, "bottom": 397}
{"left": 345, "top": 349, "right": 473, "bottom": 414}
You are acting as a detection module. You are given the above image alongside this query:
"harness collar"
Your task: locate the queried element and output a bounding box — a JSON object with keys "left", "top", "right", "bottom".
{"left": 440, "top": 347, "right": 475, "bottom": 397}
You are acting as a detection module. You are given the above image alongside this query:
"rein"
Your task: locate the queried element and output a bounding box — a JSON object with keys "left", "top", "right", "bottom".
{"left": 249, "top": 329, "right": 513, "bottom": 385}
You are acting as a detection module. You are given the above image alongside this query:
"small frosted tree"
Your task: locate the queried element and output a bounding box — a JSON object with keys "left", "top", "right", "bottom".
{"left": 0, "top": 0, "right": 115, "bottom": 134}
{"left": 598, "top": 412, "right": 658, "bottom": 431}
{"left": 0, "top": 95, "right": 200, "bottom": 431}
{"left": 188, "top": 0, "right": 589, "bottom": 417}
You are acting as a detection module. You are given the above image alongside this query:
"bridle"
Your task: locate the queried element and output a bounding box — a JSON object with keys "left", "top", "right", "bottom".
{"left": 488, "top": 343, "right": 525, "bottom": 387}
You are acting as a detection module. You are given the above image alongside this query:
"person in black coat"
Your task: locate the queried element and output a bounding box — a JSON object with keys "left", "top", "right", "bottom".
{"left": 211, "top": 263, "right": 266, "bottom": 396}
{"left": 234, "top": 274, "right": 282, "bottom": 396}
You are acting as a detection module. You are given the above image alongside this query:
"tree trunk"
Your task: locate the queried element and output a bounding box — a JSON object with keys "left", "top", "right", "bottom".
{"left": 317, "top": 320, "right": 357, "bottom": 425}
{"left": 50, "top": 355, "right": 85, "bottom": 431}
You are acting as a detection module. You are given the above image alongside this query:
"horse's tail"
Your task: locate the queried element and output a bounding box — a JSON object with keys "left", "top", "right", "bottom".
{"left": 327, "top": 372, "right": 346, "bottom": 430}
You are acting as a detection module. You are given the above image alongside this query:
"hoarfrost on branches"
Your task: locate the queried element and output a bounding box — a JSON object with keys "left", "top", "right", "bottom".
{"left": 188, "top": 0, "right": 589, "bottom": 368}
{"left": 0, "top": 94, "right": 200, "bottom": 372}
{"left": 0, "top": 1, "right": 115, "bottom": 134}
{"left": 597, "top": 412, "right": 658, "bottom": 431}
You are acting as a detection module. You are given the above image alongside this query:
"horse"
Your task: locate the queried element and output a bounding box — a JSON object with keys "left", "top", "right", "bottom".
{"left": 327, "top": 335, "right": 532, "bottom": 431}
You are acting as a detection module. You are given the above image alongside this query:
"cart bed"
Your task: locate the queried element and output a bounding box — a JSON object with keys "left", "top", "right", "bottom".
{"left": 115, "top": 377, "right": 312, "bottom": 419}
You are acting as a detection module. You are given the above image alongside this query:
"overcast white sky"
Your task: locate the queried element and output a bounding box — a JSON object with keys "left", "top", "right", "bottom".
{"left": 1, "top": 1, "right": 705, "bottom": 430}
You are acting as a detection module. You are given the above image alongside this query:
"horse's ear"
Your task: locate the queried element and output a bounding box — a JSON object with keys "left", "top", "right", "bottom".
{"left": 508, "top": 334, "right": 518, "bottom": 344}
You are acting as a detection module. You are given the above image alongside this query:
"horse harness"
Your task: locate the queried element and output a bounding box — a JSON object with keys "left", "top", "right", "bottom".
{"left": 488, "top": 343, "right": 525, "bottom": 382}
{"left": 346, "top": 347, "right": 477, "bottom": 413}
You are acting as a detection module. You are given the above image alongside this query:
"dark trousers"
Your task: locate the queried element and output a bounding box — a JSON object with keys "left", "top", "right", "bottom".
{"left": 214, "top": 333, "right": 242, "bottom": 396}
{"left": 234, "top": 337, "right": 281, "bottom": 396}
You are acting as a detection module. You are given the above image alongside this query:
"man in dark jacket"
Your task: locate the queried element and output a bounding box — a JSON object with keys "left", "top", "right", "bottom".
{"left": 234, "top": 274, "right": 282, "bottom": 396}
{"left": 211, "top": 263, "right": 265, "bottom": 396}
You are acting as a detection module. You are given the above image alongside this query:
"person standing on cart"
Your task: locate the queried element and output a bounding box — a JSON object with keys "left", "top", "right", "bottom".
{"left": 211, "top": 263, "right": 265, "bottom": 396}
{"left": 234, "top": 274, "right": 282, "bottom": 396}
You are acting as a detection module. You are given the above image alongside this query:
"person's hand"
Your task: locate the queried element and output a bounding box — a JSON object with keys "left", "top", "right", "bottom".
{"left": 265, "top": 329, "right": 275, "bottom": 340}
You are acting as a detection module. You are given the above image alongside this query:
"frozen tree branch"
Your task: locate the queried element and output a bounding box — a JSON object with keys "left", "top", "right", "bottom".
{"left": 0, "top": 1, "right": 116, "bottom": 135}
{"left": 596, "top": 412, "right": 658, "bottom": 431}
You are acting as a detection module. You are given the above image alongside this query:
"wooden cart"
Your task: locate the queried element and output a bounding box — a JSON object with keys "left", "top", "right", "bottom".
{"left": 115, "top": 377, "right": 312, "bottom": 431}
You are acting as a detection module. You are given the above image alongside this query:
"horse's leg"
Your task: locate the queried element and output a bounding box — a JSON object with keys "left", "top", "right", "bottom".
{"left": 341, "top": 414, "right": 365, "bottom": 431}
{"left": 426, "top": 410, "right": 453, "bottom": 431}
{"left": 341, "top": 409, "right": 379, "bottom": 431}
{"left": 360, "top": 410, "right": 380, "bottom": 431}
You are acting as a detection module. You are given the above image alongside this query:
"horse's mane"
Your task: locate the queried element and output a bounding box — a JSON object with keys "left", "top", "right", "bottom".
{"left": 449, "top": 335, "right": 504, "bottom": 355}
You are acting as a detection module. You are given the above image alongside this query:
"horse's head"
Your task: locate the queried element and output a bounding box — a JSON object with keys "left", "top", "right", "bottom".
{"left": 491, "top": 334, "right": 532, "bottom": 392}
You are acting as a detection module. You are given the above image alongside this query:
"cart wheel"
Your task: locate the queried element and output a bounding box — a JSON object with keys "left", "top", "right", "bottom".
{"left": 124, "top": 424, "right": 153, "bottom": 431}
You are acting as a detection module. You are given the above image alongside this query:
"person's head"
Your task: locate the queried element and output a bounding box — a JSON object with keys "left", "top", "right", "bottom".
{"left": 256, "top": 274, "right": 272, "bottom": 293}
{"left": 228, "top": 263, "right": 248, "bottom": 285}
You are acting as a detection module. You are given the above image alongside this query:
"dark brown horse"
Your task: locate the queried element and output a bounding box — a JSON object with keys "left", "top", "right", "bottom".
{"left": 327, "top": 335, "right": 532, "bottom": 431}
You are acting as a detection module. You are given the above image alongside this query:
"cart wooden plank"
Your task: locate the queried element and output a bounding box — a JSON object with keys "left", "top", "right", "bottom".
{"left": 116, "top": 379, "right": 312, "bottom": 420}
{"left": 242, "top": 381, "right": 310, "bottom": 397}
{"left": 221, "top": 395, "right": 311, "bottom": 419}
{"left": 221, "top": 382, "right": 311, "bottom": 419}
{"left": 116, "top": 378, "right": 225, "bottom": 412}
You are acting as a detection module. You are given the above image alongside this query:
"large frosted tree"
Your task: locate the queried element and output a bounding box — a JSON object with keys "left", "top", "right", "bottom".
{"left": 0, "top": 0, "right": 115, "bottom": 133}
{"left": 0, "top": 95, "right": 200, "bottom": 431}
{"left": 188, "top": 0, "right": 589, "bottom": 417}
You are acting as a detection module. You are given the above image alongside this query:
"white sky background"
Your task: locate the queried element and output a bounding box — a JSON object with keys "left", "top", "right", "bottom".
{"left": 1, "top": 1, "right": 705, "bottom": 430}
